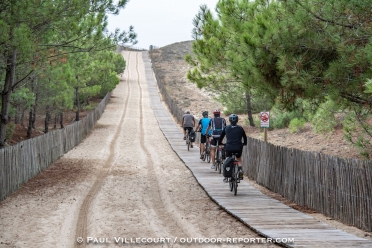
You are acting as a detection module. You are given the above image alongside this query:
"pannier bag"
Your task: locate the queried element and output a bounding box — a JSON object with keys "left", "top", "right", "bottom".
{"left": 189, "top": 129, "right": 196, "bottom": 142}
{"left": 223, "top": 157, "right": 234, "bottom": 177}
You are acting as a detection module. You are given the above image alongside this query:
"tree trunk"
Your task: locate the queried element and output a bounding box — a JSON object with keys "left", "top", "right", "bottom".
{"left": 75, "top": 86, "right": 80, "bottom": 121}
{"left": 32, "top": 91, "right": 38, "bottom": 129}
{"left": 27, "top": 79, "right": 35, "bottom": 138}
{"left": 60, "top": 112, "right": 64, "bottom": 128}
{"left": 27, "top": 107, "right": 33, "bottom": 138}
{"left": 0, "top": 49, "right": 17, "bottom": 148}
{"left": 21, "top": 108, "right": 25, "bottom": 127}
{"left": 245, "top": 91, "right": 255, "bottom": 127}
{"left": 54, "top": 114, "right": 57, "bottom": 129}
{"left": 44, "top": 105, "right": 50, "bottom": 133}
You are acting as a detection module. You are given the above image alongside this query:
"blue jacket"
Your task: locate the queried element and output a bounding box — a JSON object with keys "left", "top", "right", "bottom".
{"left": 199, "top": 117, "right": 212, "bottom": 135}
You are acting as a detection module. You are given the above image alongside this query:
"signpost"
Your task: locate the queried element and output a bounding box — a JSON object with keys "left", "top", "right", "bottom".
{"left": 260, "top": 112, "right": 270, "bottom": 142}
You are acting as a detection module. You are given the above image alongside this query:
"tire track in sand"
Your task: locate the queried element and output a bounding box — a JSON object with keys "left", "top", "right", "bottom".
{"left": 135, "top": 52, "right": 199, "bottom": 239}
{"left": 74, "top": 52, "right": 132, "bottom": 248}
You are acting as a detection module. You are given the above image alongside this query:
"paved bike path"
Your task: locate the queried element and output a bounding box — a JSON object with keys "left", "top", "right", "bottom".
{"left": 142, "top": 51, "right": 372, "bottom": 248}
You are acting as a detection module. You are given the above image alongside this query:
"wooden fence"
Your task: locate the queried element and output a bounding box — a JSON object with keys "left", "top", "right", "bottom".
{"left": 148, "top": 49, "right": 372, "bottom": 232}
{"left": 0, "top": 92, "right": 111, "bottom": 201}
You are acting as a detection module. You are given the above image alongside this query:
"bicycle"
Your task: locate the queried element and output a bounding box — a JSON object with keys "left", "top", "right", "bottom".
{"left": 185, "top": 128, "right": 192, "bottom": 151}
{"left": 214, "top": 140, "right": 224, "bottom": 174}
{"left": 227, "top": 152, "right": 240, "bottom": 195}
{"left": 202, "top": 135, "right": 211, "bottom": 163}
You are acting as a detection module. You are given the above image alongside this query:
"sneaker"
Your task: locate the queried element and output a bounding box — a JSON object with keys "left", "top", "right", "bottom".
{"left": 211, "top": 164, "right": 216, "bottom": 169}
{"left": 223, "top": 177, "right": 228, "bottom": 183}
{"left": 183, "top": 137, "right": 186, "bottom": 140}
{"left": 200, "top": 154, "right": 204, "bottom": 159}
{"left": 190, "top": 144, "right": 193, "bottom": 148}
{"left": 238, "top": 167, "right": 243, "bottom": 180}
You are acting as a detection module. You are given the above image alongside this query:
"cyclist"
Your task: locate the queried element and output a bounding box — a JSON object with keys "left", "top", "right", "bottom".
{"left": 182, "top": 109, "right": 195, "bottom": 148}
{"left": 206, "top": 109, "right": 226, "bottom": 168}
{"left": 195, "top": 111, "right": 212, "bottom": 159}
{"left": 218, "top": 114, "right": 247, "bottom": 180}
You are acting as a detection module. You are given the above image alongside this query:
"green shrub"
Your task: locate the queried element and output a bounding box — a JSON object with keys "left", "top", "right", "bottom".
{"left": 270, "top": 110, "right": 303, "bottom": 129}
{"left": 311, "top": 99, "right": 338, "bottom": 133}
{"left": 343, "top": 111, "right": 372, "bottom": 159}
{"left": 289, "top": 118, "right": 306, "bottom": 133}
{"left": 217, "top": 86, "right": 274, "bottom": 116}
{"left": 82, "top": 102, "right": 98, "bottom": 111}
{"left": 6, "top": 123, "right": 15, "bottom": 140}
{"left": 245, "top": 115, "right": 261, "bottom": 127}
{"left": 218, "top": 93, "right": 247, "bottom": 115}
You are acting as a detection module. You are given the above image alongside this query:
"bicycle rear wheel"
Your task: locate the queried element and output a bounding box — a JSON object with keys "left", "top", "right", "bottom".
{"left": 233, "top": 165, "right": 238, "bottom": 195}
{"left": 206, "top": 144, "right": 211, "bottom": 163}
{"left": 186, "top": 133, "right": 190, "bottom": 151}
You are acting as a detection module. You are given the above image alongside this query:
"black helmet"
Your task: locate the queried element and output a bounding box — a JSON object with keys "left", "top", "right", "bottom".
{"left": 202, "top": 111, "right": 208, "bottom": 117}
{"left": 229, "top": 114, "right": 239, "bottom": 125}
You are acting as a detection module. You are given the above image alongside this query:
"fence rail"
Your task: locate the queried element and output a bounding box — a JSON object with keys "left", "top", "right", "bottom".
{"left": 0, "top": 92, "right": 111, "bottom": 201}
{"left": 148, "top": 50, "right": 372, "bottom": 232}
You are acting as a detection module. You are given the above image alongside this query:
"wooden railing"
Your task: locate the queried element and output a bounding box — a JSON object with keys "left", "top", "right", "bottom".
{"left": 0, "top": 93, "right": 111, "bottom": 200}
{"left": 148, "top": 49, "right": 372, "bottom": 232}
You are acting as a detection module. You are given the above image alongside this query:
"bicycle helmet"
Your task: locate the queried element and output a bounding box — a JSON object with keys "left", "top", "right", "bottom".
{"left": 202, "top": 111, "right": 208, "bottom": 117}
{"left": 229, "top": 114, "right": 239, "bottom": 125}
{"left": 185, "top": 109, "right": 190, "bottom": 114}
{"left": 213, "top": 109, "right": 220, "bottom": 116}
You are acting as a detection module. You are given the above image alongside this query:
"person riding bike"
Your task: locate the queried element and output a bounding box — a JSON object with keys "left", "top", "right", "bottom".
{"left": 218, "top": 114, "right": 247, "bottom": 181}
{"left": 206, "top": 110, "right": 226, "bottom": 169}
{"left": 196, "top": 111, "right": 212, "bottom": 159}
{"left": 182, "top": 109, "right": 195, "bottom": 148}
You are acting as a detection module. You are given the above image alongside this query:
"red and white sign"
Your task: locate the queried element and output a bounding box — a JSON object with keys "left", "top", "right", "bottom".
{"left": 260, "top": 112, "right": 270, "bottom": 128}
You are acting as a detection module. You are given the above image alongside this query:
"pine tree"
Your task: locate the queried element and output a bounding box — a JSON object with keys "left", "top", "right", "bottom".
{"left": 0, "top": 0, "right": 136, "bottom": 148}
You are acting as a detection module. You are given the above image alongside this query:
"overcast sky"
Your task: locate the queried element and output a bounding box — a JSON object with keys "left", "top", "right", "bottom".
{"left": 107, "top": 0, "right": 219, "bottom": 50}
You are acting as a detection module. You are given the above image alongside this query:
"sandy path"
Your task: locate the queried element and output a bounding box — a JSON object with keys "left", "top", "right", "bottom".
{"left": 0, "top": 51, "right": 277, "bottom": 248}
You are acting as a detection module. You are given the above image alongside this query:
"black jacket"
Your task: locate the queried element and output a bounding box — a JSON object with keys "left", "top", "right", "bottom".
{"left": 218, "top": 124, "right": 247, "bottom": 151}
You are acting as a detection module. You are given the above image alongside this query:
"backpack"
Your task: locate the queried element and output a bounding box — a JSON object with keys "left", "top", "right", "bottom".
{"left": 223, "top": 157, "right": 234, "bottom": 177}
{"left": 211, "top": 118, "right": 225, "bottom": 139}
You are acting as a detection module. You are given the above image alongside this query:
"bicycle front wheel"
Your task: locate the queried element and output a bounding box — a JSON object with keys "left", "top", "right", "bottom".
{"left": 217, "top": 151, "right": 222, "bottom": 174}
